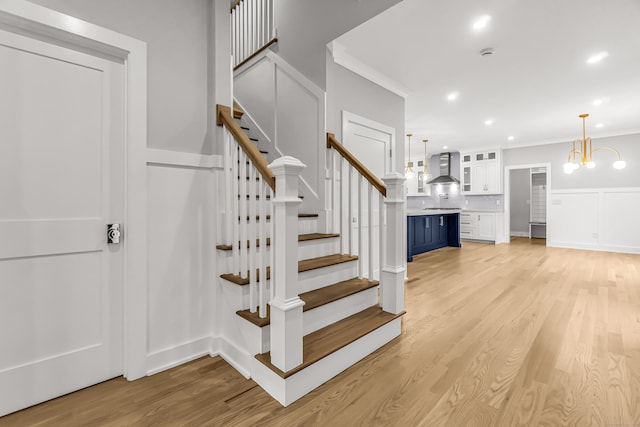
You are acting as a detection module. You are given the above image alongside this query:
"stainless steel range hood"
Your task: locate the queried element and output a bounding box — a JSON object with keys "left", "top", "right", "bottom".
{"left": 426, "top": 152, "right": 460, "bottom": 184}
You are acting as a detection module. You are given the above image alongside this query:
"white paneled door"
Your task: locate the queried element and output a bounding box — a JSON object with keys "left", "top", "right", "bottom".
{"left": 0, "top": 29, "right": 124, "bottom": 416}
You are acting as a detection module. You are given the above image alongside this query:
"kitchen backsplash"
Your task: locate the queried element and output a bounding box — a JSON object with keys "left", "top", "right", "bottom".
{"left": 407, "top": 190, "right": 503, "bottom": 211}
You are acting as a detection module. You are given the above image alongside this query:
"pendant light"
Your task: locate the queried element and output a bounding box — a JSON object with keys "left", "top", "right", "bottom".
{"left": 422, "top": 139, "right": 432, "bottom": 182}
{"left": 405, "top": 133, "right": 415, "bottom": 178}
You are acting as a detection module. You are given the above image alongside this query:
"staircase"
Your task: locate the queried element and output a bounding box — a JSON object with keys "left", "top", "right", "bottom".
{"left": 216, "top": 102, "right": 406, "bottom": 406}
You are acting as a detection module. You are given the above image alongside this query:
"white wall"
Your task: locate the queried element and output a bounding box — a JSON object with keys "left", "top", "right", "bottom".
{"left": 274, "top": 0, "right": 401, "bottom": 89}
{"left": 504, "top": 133, "right": 640, "bottom": 253}
{"left": 145, "top": 161, "right": 216, "bottom": 372}
{"left": 234, "top": 52, "right": 326, "bottom": 214}
{"left": 503, "top": 133, "right": 640, "bottom": 189}
{"left": 26, "top": 0, "right": 234, "bottom": 375}
{"left": 326, "top": 52, "right": 405, "bottom": 173}
{"left": 509, "top": 169, "right": 530, "bottom": 235}
{"left": 28, "top": 0, "right": 215, "bottom": 155}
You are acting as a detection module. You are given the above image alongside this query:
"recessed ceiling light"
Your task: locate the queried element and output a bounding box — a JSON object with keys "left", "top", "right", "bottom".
{"left": 587, "top": 51, "right": 609, "bottom": 64}
{"left": 447, "top": 92, "right": 459, "bottom": 101}
{"left": 595, "top": 123, "right": 604, "bottom": 128}
{"left": 592, "top": 99, "right": 603, "bottom": 106}
{"left": 484, "top": 119, "right": 494, "bottom": 126}
{"left": 473, "top": 15, "right": 491, "bottom": 30}
{"left": 507, "top": 136, "right": 515, "bottom": 141}
{"left": 443, "top": 145, "right": 448, "bottom": 149}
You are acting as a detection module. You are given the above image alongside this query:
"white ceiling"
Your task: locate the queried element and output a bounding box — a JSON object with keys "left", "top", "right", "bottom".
{"left": 335, "top": 0, "right": 640, "bottom": 155}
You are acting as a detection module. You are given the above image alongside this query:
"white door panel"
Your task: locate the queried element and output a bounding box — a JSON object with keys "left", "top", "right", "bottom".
{"left": 0, "top": 28, "right": 123, "bottom": 416}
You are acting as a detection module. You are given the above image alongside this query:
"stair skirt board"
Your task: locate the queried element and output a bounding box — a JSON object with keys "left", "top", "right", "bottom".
{"left": 250, "top": 318, "right": 402, "bottom": 407}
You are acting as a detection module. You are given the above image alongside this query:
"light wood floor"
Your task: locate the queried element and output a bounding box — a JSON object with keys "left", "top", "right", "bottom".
{"left": 3, "top": 238, "right": 640, "bottom": 426}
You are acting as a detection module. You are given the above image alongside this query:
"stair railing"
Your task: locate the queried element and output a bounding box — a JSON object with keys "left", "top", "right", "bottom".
{"left": 327, "top": 133, "right": 405, "bottom": 314}
{"left": 217, "top": 104, "right": 274, "bottom": 318}
{"left": 218, "top": 104, "right": 306, "bottom": 372}
{"left": 231, "top": 0, "right": 277, "bottom": 70}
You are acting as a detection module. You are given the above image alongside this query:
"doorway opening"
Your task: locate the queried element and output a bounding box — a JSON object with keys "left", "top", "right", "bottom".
{"left": 504, "top": 163, "right": 551, "bottom": 245}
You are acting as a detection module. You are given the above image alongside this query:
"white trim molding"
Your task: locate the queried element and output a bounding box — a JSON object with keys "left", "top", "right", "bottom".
{"left": 328, "top": 41, "right": 409, "bottom": 99}
{"left": 0, "top": 0, "right": 149, "bottom": 380}
{"left": 503, "top": 163, "right": 552, "bottom": 245}
{"left": 146, "top": 148, "right": 224, "bottom": 169}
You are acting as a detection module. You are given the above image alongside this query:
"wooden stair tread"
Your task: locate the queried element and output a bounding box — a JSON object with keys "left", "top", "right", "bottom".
{"left": 216, "top": 233, "right": 339, "bottom": 251}
{"left": 255, "top": 306, "right": 405, "bottom": 378}
{"left": 237, "top": 213, "right": 318, "bottom": 221}
{"left": 220, "top": 253, "right": 358, "bottom": 285}
{"left": 236, "top": 278, "right": 379, "bottom": 327}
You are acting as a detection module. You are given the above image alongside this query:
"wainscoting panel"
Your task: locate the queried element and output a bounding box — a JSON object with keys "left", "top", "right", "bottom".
{"left": 548, "top": 188, "right": 640, "bottom": 254}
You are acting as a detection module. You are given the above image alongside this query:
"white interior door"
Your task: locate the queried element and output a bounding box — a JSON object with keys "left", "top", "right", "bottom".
{"left": 342, "top": 111, "right": 395, "bottom": 178}
{"left": 0, "top": 29, "right": 124, "bottom": 416}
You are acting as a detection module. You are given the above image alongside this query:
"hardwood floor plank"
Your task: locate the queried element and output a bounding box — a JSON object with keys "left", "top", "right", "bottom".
{"left": 3, "top": 238, "right": 640, "bottom": 426}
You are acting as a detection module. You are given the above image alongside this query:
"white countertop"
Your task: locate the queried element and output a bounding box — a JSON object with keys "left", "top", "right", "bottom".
{"left": 461, "top": 209, "right": 504, "bottom": 213}
{"left": 407, "top": 209, "right": 462, "bottom": 216}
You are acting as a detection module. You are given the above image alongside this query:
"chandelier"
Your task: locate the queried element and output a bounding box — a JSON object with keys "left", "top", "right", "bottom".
{"left": 405, "top": 133, "right": 414, "bottom": 178}
{"left": 563, "top": 113, "right": 626, "bottom": 174}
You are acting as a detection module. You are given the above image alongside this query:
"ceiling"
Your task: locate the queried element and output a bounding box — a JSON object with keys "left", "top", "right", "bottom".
{"left": 335, "top": 0, "right": 640, "bottom": 155}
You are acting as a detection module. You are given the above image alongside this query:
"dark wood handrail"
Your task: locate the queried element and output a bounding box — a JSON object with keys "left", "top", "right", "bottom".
{"left": 326, "top": 133, "right": 387, "bottom": 197}
{"left": 230, "top": 0, "right": 242, "bottom": 11}
{"left": 217, "top": 104, "right": 276, "bottom": 191}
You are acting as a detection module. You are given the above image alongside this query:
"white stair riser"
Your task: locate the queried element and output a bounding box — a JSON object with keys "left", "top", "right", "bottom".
{"left": 222, "top": 260, "right": 357, "bottom": 308}
{"left": 298, "top": 260, "right": 357, "bottom": 294}
{"left": 236, "top": 286, "right": 379, "bottom": 353}
{"left": 233, "top": 217, "right": 318, "bottom": 234}
{"left": 217, "top": 237, "right": 340, "bottom": 261}
{"left": 250, "top": 317, "right": 402, "bottom": 406}
{"left": 303, "top": 287, "right": 378, "bottom": 335}
{"left": 297, "top": 238, "right": 340, "bottom": 260}
{"left": 239, "top": 321, "right": 270, "bottom": 355}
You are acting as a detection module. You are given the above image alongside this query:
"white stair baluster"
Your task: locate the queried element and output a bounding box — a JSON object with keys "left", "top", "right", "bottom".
{"left": 239, "top": 150, "right": 248, "bottom": 279}
{"left": 223, "top": 130, "right": 232, "bottom": 246}
{"left": 249, "top": 165, "right": 257, "bottom": 312}
{"left": 368, "top": 183, "right": 374, "bottom": 281}
{"left": 379, "top": 191, "right": 385, "bottom": 282}
{"left": 357, "top": 175, "right": 363, "bottom": 279}
{"left": 232, "top": 145, "right": 240, "bottom": 276}
{"left": 348, "top": 165, "right": 353, "bottom": 255}
{"left": 269, "top": 185, "right": 274, "bottom": 302}
{"left": 259, "top": 176, "right": 267, "bottom": 318}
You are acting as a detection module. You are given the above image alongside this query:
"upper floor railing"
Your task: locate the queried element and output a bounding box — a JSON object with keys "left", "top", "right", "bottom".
{"left": 231, "top": 0, "right": 277, "bottom": 70}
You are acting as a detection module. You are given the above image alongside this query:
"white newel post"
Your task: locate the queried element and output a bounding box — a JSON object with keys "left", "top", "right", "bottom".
{"left": 269, "top": 156, "right": 306, "bottom": 372}
{"left": 381, "top": 173, "right": 406, "bottom": 314}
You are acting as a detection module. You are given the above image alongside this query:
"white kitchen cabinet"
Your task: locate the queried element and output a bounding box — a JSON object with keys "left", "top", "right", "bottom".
{"left": 460, "top": 211, "right": 500, "bottom": 242}
{"left": 406, "top": 159, "right": 431, "bottom": 196}
{"left": 461, "top": 150, "right": 502, "bottom": 194}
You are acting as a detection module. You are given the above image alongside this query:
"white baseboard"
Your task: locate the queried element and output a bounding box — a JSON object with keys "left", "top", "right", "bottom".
{"left": 211, "top": 336, "right": 252, "bottom": 379}
{"left": 510, "top": 231, "right": 529, "bottom": 237}
{"left": 146, "top": 336, "right": 213, "bottom": 376}
{"left": 548, "top": 240, "right": 640, "bottom": 255}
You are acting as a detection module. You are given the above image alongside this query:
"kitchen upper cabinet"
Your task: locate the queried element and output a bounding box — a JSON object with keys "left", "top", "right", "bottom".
{"left": 461, "top": 150, "right": 501, "bottom": 194}
{"left": 406, "top": 159, "right": 431, "bottom": 196}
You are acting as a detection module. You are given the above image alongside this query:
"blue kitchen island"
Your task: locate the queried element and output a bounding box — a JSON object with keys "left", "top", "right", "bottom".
{"left": 407, "top": 209, "right": 461, "bottom": 262}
